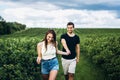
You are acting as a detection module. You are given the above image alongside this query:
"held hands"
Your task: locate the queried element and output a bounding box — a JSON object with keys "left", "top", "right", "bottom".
{"left": 64, "top": 52, "right": 70, "bottom": 55}
{"left": 66, "top": 49, "right": 71, "bottom": 55}
{"left": 64, "top": 49, "right": 71, "bottom": 55}
{"left": 36, "top": 57, "right": 41, "bottom": 64}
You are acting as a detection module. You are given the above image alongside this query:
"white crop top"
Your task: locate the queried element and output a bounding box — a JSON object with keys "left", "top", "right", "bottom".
{"left": 41, "top": 42, "right": 56, "bottom": 60}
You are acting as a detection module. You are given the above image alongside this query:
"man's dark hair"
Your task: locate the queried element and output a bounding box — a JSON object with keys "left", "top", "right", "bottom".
{"left": 67, "top": 22, "right": 74, "bottom": 28}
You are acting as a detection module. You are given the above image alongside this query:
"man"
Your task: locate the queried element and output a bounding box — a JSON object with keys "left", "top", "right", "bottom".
{"left": 60, "top": 22, "right": 80, "bottom": 80}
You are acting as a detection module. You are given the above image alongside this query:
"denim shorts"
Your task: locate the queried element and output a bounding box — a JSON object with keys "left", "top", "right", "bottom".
{"left": 41, "top": 57, "right": 59, "bottom": 74}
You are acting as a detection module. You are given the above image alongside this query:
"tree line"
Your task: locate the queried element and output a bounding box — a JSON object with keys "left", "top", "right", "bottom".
{"left": 0, "top": 16, "right": 26, "bottom": 35}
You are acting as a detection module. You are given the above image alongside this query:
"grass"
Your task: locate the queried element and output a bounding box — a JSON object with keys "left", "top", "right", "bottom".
{"left": 56, "top": 53, "right": 106, "bottom": 80}
{"left": 75, "top": 54, "right": 105, "bottom": 80}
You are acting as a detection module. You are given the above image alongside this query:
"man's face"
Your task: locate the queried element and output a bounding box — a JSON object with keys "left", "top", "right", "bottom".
{"left": 67, "top": 25, "right": 74, "bottom": 33}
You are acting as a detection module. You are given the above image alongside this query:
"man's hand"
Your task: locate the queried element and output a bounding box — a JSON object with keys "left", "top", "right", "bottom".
{"left": 76, "top": 58, "right": 79, "bottom": 64}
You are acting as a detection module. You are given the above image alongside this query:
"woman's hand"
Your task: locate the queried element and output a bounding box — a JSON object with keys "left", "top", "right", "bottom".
{"left": 64, "top": 52, "right": 71, "bottom": 55}
{"left": 57, "top": 50, "right": 71, "bottom": 55}
{"left": 36, "top": 57, "right": 41, "bottom": 64}
{"left": 66, "top": 49, "right": 71, "bottom": 54}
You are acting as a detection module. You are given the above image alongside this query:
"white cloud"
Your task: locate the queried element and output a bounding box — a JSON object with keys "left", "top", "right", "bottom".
{"left": 75, "top": 0, "right": 120, "bottom": 6}
{"left": 0, "top": 1, "right": 120, "bottom": 28}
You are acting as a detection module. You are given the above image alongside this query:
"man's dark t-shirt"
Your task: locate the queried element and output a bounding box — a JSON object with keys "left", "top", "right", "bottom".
{"left": 60, "top": 33, "right": 80, "bottom": 59}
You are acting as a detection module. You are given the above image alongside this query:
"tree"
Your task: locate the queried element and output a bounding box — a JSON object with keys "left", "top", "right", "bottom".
{"left": 0, "top": 16, "right": 26, "bottom": 35}
{"left": 0, "top": 16, "right": 5, "bottom": 22}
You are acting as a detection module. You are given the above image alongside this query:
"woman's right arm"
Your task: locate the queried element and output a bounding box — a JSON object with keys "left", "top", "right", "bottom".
{"left": 56, "top": 41, "right": 70, "bottom": 55}
{"left": 36, "top": 42, "right": 42, "bottom": 64}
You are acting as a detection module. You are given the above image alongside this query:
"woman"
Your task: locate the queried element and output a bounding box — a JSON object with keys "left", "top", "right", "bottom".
{"left": 36, "top": 30, "right": 69, "bottom": 80}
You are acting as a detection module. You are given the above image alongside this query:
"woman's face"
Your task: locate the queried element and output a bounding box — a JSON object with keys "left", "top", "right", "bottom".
{"left": 47, "top": 33, "right": 54, "bottom": 43}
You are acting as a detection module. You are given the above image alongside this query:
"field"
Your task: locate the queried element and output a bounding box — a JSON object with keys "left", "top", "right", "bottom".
{"left": 0, "top": 28, "right": 120, "bottom": 80}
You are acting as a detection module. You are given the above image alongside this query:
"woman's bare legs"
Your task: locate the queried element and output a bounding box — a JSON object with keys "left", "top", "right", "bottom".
{"left": 49, "top": 70, "right": 58, "bottom": 80}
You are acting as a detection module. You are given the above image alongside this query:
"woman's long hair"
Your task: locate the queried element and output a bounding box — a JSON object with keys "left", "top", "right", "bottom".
{"left": 43, "top": 30, "right": 56, "bottom": 51}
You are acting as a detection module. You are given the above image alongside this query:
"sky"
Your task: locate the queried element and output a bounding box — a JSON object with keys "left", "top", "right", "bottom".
{"left": 0, "top": 0, "right": 120, "bottom": 28}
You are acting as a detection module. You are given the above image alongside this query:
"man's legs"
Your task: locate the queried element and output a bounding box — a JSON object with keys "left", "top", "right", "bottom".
{"left": 68, "top": 73, "right": 74, "bottom": 80}
{"left": 65, "top": 75, "right": 68, "bottom": 80}
{"left": 68, "top": 58, "right": 76, "bottom": 80}
{"left": 62, "top": 58, "right": 76, "bottom": 80}
{"left": 64, "top": 73, "right": 74, "bottom": 80}
{"left": 61, "top": 58, "right": 70, "bottom": 80}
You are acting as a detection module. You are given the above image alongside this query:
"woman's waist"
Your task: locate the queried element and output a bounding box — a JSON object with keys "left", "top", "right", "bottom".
{"left": 42, "top": 55, "right": 56, "bottom": 60}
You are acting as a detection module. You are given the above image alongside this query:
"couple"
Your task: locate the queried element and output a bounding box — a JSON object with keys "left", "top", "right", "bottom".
{"left": 36, "top": 22, "right": 80, "bottom": 80}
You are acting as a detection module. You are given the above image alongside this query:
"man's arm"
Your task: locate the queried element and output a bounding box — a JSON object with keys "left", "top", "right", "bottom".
{"left": 76, "top": 44, "right": 80, "bottom": 63}
{"left": 61, "top": 39, "right": 71, "bottom": 54}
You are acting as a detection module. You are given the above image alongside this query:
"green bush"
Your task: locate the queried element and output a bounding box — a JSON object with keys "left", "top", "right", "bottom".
{"left": 0, "top": 38, "right": 41, "bottom": 80}
{"left": 83, "top": 36, "right": 120, "bottom": 80}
